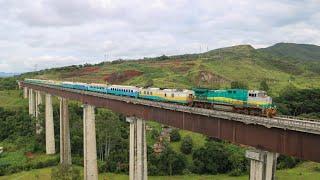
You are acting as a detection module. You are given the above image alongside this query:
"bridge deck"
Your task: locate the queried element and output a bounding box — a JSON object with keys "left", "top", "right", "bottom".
{"left": 22, "top": 82, "right": 320, "bottom": 162}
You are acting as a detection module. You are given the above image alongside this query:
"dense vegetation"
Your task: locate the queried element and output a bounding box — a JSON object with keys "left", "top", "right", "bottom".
{"left": 275, "top": 86, "right": 320, "bottom": 118}
{"left": 0, "top": 77, "right": 18, "bottom": 91}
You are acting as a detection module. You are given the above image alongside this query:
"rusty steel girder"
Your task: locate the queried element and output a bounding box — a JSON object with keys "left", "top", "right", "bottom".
{"left": 22, "top": 82, "right": 320, "bottom": 163}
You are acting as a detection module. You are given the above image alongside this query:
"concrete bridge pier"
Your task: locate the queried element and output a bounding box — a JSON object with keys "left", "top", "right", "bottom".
{"left": 126, "top": 117, "right": 148, "bottom": 180}
{"left": 23, "top": 87, "right": 28, "bottom": 99}
{"left": 59, "top": 97, "right": 71, "bottom": 165}
{"left": 35, "top": 91, "right": 43, "bottom": 134}
{"left": 45, "top": 94, "right": 55, "bottom": 154}
{"left": 28, "top": 89, "right": 36, "bottom": 116}
{"left": 245, "top": 149, "right": 278, "bottom": 180}
{"left": 83, "top": 104, "right": 98, "bottom": 180}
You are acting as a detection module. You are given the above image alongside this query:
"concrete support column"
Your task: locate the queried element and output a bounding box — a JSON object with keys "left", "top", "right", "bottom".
{"left": 29, "top": 89, "right": 35, "bottom": 116}
{"left": 45, "top": 94, "right": 55, "bottom": 155}
{"left": 83, "top": 104, "right": 98, "bottom": 180}
{"left": 23, "top": 87, "right": 28, "bottom": 99}
{"left": 60, "top": 97, "right": 71, "bottom": 165}
{"left": 126, "top": 117, "right": 147, "bottom": 180}
{"left": 35, "top": 91, "right": 43, "bottom": 134}
{"left": 245, "top": 149, "right": 278, "bottom": 180}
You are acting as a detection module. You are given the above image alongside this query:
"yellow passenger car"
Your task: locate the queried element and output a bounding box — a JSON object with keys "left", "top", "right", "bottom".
{"left": 139, "top": 88, "right": 194, "bottom": 104}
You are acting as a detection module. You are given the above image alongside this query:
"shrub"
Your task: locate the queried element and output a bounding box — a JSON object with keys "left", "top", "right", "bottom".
{"left": 51, "top": 165, "right": 81, "bottom": 180}
{"left": 170, "top": 129, "right": 181, "bottom": 142}
{"left": 180, "top": 136, "right": 193, "bottom": 154}
{"left": 150, "top": 129, "right": 160, "bottom": 140}
{"left": 277, "top": 155, "right": 300, "bottom": 169}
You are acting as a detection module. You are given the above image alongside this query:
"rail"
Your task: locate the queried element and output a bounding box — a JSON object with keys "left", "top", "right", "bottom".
{"left": 277, "top": 115, "right": 320, "bottom": 122}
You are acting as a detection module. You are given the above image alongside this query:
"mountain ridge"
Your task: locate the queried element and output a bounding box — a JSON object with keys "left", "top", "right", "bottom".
{"left": 258, "top": 42, "right": 320, "bottom": 61}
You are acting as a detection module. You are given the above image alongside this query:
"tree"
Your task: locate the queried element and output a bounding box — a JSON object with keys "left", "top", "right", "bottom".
{"left": 275, "top": 87, "right": 320, "bottom": 116}
{"left": 95, "top": 108, "right": 121, "bottom": 162}
{"left": 180, "top": 136, "right": 193, "bottom": 154}
{"left": 170, "top": 129, "right": 181, "bottom": 142}
{"left": 230, "top": 81, "right": 248, "bottom": 89}
{"left": 192, "top": 141, "right": 231, "bottom": 174}
{"left": 157, "top": 146, "right": 187, "bottom": 175}
{"left": 260, "top": 80, "right": 269, "bottom": 91}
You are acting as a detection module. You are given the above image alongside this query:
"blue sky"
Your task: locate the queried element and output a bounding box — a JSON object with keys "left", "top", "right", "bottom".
{"left": 0, "top": 0, "right": 319, "bottom": 72}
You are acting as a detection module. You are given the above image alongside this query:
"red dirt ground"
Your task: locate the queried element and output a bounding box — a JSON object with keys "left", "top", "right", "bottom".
{"left": 104, "top": 70, "right": 143, "bottom": 84}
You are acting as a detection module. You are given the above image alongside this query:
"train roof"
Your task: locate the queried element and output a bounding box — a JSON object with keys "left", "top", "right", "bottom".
{"left": 109, "top": 85, "right": 139, "bottom": 89}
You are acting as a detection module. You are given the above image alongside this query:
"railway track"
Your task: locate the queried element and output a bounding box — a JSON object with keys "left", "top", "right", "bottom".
{"left": 276, "top": 115, "right": 320, "bottom": 122}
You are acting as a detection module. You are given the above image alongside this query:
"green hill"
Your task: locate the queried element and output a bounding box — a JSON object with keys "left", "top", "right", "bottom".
{"left": 259, "top": 43, "right": 320, "bottom": 61}
{"left": 20, "top": 43, "right": 320, "bottom": 95}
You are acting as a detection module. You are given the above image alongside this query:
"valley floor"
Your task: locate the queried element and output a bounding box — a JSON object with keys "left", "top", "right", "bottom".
{"left": 0, "top": 162, "right": 319, "bottom": 180}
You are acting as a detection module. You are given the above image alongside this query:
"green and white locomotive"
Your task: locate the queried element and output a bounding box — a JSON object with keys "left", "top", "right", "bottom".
{"left": 192, "top": 88, "right": 276, "bottom": 117}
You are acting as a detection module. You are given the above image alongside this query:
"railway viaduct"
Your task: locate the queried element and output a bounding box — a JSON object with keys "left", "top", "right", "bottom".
{"left": 20, "top": 81, "right": 320, "bottom": 180}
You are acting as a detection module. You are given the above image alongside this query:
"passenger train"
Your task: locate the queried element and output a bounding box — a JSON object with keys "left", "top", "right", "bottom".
{"left": 24, "top": 79, "right": 277, "bottom": 117}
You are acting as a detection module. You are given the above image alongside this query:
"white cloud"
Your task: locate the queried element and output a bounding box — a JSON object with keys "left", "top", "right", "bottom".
{"left": 0, "top": 0, "right": 319, "bottom": 73}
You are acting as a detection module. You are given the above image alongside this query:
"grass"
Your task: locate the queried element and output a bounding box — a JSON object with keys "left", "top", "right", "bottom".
{"left": 1, "top": 162, "right": 320, "bottom": 180}
{"left": 0, "top": 90, "right": 27, "bottom": 109}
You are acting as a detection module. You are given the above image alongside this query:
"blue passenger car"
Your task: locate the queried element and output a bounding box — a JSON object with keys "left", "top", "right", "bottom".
{"left": 107, "top": 85, "right": 139, "bottom": 98}
{"left": 88, "top": 84, "right": 108, "bottom": 94}
{"left": 73, "top": 83, "right": 88, "bottom": 90}
{"left": 62, "top": 82, "right": 88, "bottom": 90}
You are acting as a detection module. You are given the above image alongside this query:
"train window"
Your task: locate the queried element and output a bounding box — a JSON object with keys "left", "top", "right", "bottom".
{"left": 228, "top": 91, "right": 231, "bottom": 93}
{"left": 171, "top": 93, "right": 174, "bottom": 97}
{"left": 144, "top": 91, "right": 146, "bottom": 94}
{"left": 165, "top": 93, "right": 167, "bottom": 97}
{"left": 150, "top": 92, "right": 153, "bottom": 95}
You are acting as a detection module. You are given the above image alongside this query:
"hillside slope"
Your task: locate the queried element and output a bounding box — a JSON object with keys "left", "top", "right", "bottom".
{"left": 21, "top": 43, "right": 320, "bottom": 95}
{"left": 259, "top": 43, "right": 320, "bottom": 61}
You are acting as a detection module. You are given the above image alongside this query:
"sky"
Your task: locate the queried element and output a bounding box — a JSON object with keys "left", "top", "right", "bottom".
{"left": 0, "top": 0, "right": 319, "bottom": 73}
